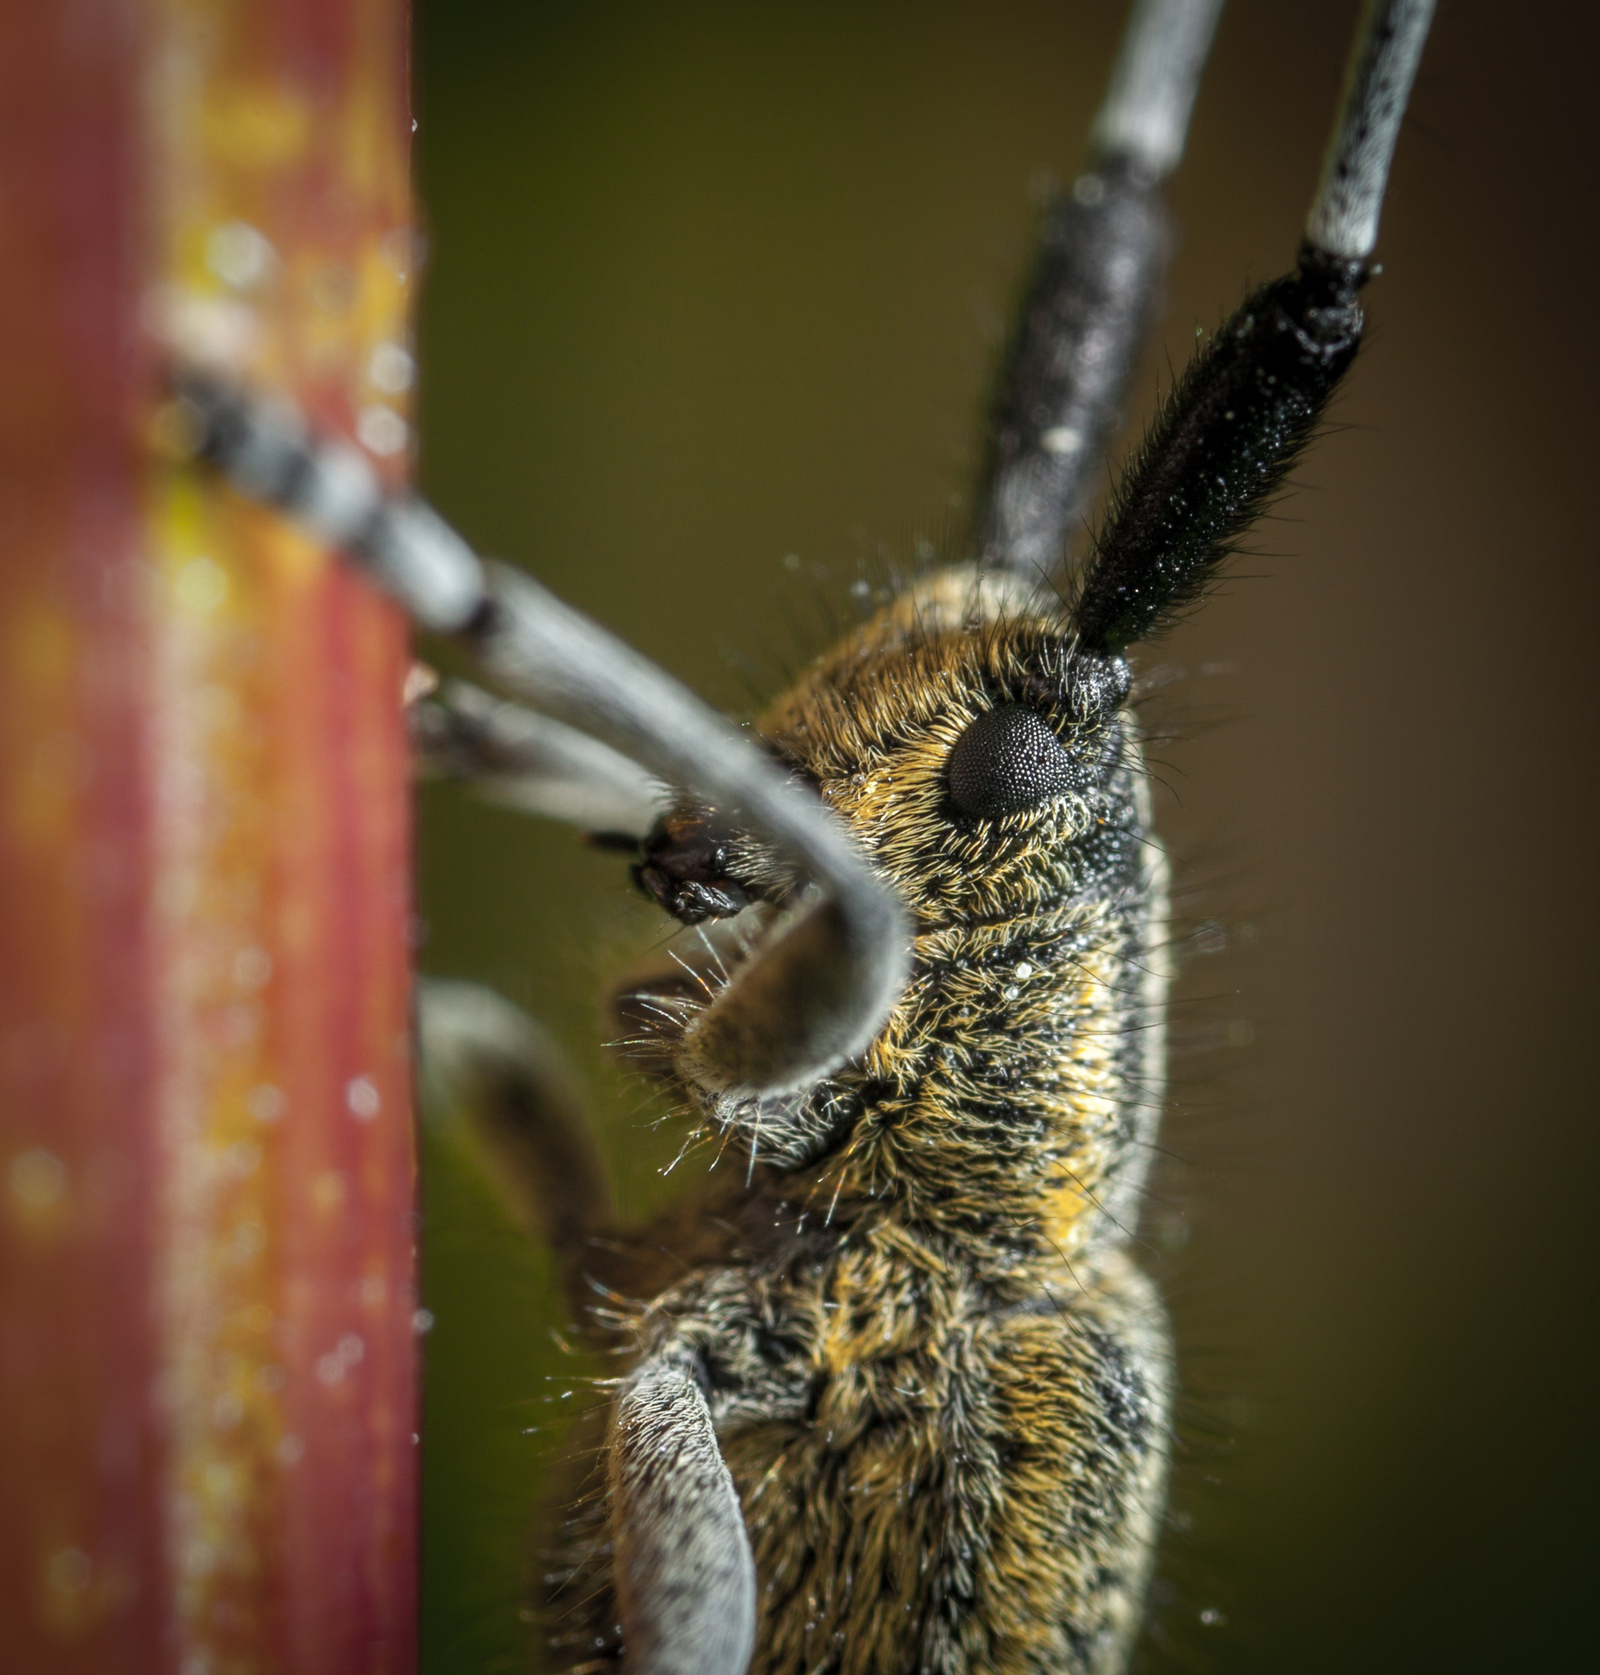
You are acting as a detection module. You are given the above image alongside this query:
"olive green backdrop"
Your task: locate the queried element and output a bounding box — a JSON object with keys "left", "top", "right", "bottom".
{"left": 410, "top": 3, "right": 1600, "bottom": 1671}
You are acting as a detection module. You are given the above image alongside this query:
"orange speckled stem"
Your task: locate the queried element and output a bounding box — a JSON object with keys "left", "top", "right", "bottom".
{"left": 0, "top": 2, "right": 419, "bottom": 1671}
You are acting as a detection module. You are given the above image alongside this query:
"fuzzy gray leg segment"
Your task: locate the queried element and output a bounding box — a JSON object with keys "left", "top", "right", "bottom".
{"left": 414, "top": 677, "right": 666, "bottom": 838}
{"left": 675, "top": 893, "right": 892, "bottom": 1102}
{"left": 608, "top": 1354, "right": 757, "bottom": 1675}
{"left": 416, "top": 979, "right": 611, "bottom": 1315}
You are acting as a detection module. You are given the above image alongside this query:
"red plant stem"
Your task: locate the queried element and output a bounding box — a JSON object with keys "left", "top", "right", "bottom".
{"left": 0, "top": 2, "right": 419, "bottom": 1670}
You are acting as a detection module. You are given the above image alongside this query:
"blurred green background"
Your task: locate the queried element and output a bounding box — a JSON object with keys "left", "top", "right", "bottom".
{"left": 409, "top": 3, "right": 1600, "bottom": 1671}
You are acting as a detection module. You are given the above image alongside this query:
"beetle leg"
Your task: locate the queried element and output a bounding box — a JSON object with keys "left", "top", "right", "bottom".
{"left": 608, "top": 1351, "right": 757, "bottom": 1675}
{"left": 413, "top": 677, "right": 666, "bottom": 840}
{"left": 416, "top": 977, "right": 612, "bottom": 1321}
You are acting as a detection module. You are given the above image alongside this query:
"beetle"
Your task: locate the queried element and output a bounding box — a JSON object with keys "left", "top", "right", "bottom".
{"left": 169, "top": 1, "right": 1436, "bottom": 1669}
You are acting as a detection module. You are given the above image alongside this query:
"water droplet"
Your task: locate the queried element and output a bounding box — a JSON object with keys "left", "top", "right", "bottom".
{"left": 356, "top": 405, "right": 408, "bottom": 457}
{"left": 175, "top": 556, "right": 228, "bottom": 612}
{"left": 368, "top": 342, "right": 415, "bottom": 394}
{"left": 48, "top": 1547, "right": 92, "bottom": 1594}
{"left": 8, "top": 1147, "right": 65, "bottom": 1209}
{"left": 1042, "top": 426, "right": 1082, "bottom": 456}
{"left": 245, "top": 1083, "right": 286, "bottom": 1122}
{"left": 205, "top": 220, "right": 277, "bottom": 290}
{"left": 346, "top": 1076, "right": 381, "bottom": 1120}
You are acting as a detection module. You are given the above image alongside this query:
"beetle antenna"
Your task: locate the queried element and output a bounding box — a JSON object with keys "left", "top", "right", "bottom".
{"left": 1071, "top": 0, "right": 1436, "bottom": 656}
{"left": 976, "top": 0, "right": 1225, "bottom": 580}
{"left": 1307, "top": 0, "right": 1436, "bottom": 263}
{"left": 1091, "top": 0, "right": 1227, "bottom": 178}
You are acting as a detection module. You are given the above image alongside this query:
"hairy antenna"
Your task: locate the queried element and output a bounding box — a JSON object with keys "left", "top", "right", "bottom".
{"left": 1071, "top": 0, "right": 1436, "bottom": 655}
{"left": 1307, "top": 0, "right": 1437, "bottom": 261}
{"left": 1090, "top": 0, "right": 1228, "bottom": 177}
{"left": 977, "top": 0, "right": 1224, "bottom": 578}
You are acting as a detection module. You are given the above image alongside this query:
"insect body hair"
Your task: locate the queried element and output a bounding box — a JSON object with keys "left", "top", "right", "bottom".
{"left": 559, "top": 568, "right": 1175, "bottom": 1673}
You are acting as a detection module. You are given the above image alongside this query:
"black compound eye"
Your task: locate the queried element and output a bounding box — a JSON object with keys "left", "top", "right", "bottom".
{"left": 946, "top": 703, "right": 1076, "bottom": 819}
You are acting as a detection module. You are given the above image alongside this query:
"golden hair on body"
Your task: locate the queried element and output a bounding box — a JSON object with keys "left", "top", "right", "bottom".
{"left": 550, "top": 568, "right": 1172, "bottom": 1674}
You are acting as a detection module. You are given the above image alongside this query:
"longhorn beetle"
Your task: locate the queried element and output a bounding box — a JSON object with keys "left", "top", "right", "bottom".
{"left": 169, "top": 0, "right": 1436, "bottom": 1669}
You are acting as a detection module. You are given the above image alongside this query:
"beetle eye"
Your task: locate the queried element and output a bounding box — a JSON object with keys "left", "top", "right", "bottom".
{"left": 946, "top": 702, "right": 1076, "bottom": 819}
